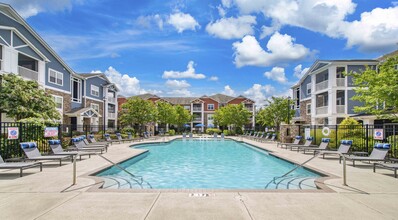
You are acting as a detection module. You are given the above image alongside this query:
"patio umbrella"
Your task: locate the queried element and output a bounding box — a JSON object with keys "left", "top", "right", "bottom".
{"left": 195, "top": 123, "right": 205, "bottom": 127}
{"left": 207, "top": 124, "right": 214, "bottom": 128}
{"left": 183, "top": 124, "right": 190, "bottom": 128}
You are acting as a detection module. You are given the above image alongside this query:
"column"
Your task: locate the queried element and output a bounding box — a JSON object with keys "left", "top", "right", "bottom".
{"left": 201, "top": 103, "right": 204, "bottom": 132}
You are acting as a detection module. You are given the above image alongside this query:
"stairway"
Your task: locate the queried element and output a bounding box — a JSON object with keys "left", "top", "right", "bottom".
{"left": 265, "top": 176, "right": 318, "bottom": 190}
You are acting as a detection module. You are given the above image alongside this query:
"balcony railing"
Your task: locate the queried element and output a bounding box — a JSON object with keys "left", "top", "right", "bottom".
{"left": 193, "top": 117, "right": 202, "bottom": 122}
{"left": 316, "top": 106, "right": 328, "bottom": 115}
{"left": 18, "top": 66, "right": 38, "bottom": 81}
{"left": 336, "top": 78, "right": 345, "bottom": 87}
{"left": 193, "top": 107, "right": 202, "bottom": 111}
{"left": 108, "top": 112, "right": 116, "bottom": 119}
{"left": 315, "top": 80, "right": 328, "bottom": 91}
{"left": 336, "top": 105, "right": 345, "bottom": 114}
{"left": 108, "top": 97, "right": 116, "bottom": 103}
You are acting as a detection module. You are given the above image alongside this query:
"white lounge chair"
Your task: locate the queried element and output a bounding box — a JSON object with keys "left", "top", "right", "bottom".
{"left": 0, "top": 155, "right": 42, "bottom": 177}
{"left": 49, "top": 140, "right": 95, "bottom": 160}
{"left": 20, "top": 142, "right": 72, "bottom": 166}
{"left": 278, "top": 136, "right": 302, "bottom": 148}
{"left": 88, "top": 135, "right": 110, "bottom": 145}
{"left": 344, "top": 143, "right": 390, "bottom": 167}
{"left": 289, "top": 137, "right": 314, "bottom": 151}
{"left": 70, "top": 138, "right": 106, "bottom": 153}
{"left": 373, "top": 162, "right": 398, "bottom": 178}
{"left": 299, "top": 138, "right": 331, "bottom": 154}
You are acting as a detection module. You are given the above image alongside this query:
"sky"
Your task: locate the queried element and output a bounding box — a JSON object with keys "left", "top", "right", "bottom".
{"left": 4, "top": 0, "right": 398, "bottom": 106}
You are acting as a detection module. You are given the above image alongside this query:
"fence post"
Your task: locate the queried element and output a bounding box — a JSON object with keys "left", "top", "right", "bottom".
{"left": 58, "top": 124, "right": 62, "bottom": 141}
{"left": 365, "top": 124, "right": 369, "bottom": 153}
{"left": 335, "top": 125, "right": 338, "bottom": 148}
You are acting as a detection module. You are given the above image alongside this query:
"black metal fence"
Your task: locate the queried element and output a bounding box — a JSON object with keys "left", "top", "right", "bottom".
{"left": 296, "top": 124, "right": 398, "bottom": 158}
{"left": 0, "top": 123, "right": 117, "bottom": 159}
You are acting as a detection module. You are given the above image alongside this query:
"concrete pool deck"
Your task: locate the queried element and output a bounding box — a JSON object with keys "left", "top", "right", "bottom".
{"left": 0, "top": 136, "right": 397, "bottom": 219}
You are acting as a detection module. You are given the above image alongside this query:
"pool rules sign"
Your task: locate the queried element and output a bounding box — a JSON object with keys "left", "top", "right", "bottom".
{"left": 8, "top": 127, "right": 19, "bottom": 140}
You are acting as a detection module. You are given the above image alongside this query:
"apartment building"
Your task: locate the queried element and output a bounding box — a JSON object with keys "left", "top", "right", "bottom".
{"left": 0, "top": 4, "right": 118, "bottom": 130}
{"left": 291, "top": 59, "right": 378, "bottom": 125}
{"left": 118, "top": 93, "right": 256, "bottom": 131}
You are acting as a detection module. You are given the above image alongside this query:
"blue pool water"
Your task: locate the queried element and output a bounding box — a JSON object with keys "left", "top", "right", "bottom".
{"left": 96, "top": 139, "right": 321, "bottom": 189}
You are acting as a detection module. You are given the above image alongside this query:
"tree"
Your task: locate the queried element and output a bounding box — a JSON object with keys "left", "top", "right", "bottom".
{"left": 0, "top": 73, "right": 60, "bottom": 121}
{"left": 349, "top": 55, "right": 398, "bottom": 121}
{"left": 156, "top": 101, "right": 176, "bottom": 129}
{"left": 214, "top": 104, "right": 251, "bottom": 133}
{"left": 173, "top": 105, "right": 192, "bottom": 131}
{"left": 256, "top": 96, "right": 295, "bottom": 131}
{"left": 119, "top": 97, "right": 157, "bottom": 134}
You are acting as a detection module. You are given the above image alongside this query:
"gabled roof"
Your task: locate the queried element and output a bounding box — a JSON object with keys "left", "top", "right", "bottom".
{"left": 77, "top": 73, "right": 120, "bottom": 92}
{"left": 163, "top": 97, "right": 196, "bottom": 105}
{"left": 130, "top": 93, "right": 159, "bottom": 100}
{"left": 209, "top": 94, "right": 235, "bottom": 103}
{"left": 0, "top": 3, "right": 75, "bottom": 75}
{"left": 377, "top": 49, "right": 398, "bottom": 61}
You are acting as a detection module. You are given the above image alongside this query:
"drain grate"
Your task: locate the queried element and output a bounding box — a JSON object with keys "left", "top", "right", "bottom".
{"left": 189, "top": 193, "right": 210, "bottom": 197}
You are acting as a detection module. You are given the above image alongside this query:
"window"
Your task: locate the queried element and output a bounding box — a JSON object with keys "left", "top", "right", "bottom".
{"left": 49, "top": 69, "right": 63, "bottom": 86}
{"left": 336, "top": 67, "right": 346, "bottom": 78}
{"left": 91, "top": 103, "right": 99, "bottom": 113}
{"left": 184, "top": 105, "right": 190, "bottom": 110}
{"left": 18, "top": 53, "right": 38, "bottom": 71}
{"left": 207, "top": 104, "right": 214, "bottom": 110}
{"left": 91, "top": 85, "right": 99, "bottom": 97}
{"left": 52, "top": 95, "right": 63, "bottom": 110}
{"left": 306, "top": 84, "right": 311, "bottom": 95}
{"left": 306, "top": 103, "right": 311, "bottom": 115}
{"left": 71, "top": 77, "right": 81, "bottom": 103}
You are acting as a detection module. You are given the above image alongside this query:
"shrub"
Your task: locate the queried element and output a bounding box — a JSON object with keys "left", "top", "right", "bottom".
{"left": 206, "top": 128, "right": 222, "bottom": 135}
{"left": 121, "top": 127, "right": 135, "bottom": 135}
{"left": 223, "top": 130, "right": 236, "bottom": 136}
{"left": 168, "top": 129, "right": 176, "bottom": 136}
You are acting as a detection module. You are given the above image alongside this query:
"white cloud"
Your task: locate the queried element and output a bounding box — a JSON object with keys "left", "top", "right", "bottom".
{"left": 209, "top": 76, "right": 219, "bottom": 81}
{"left": 232, "top": 33, "right": 314, "bottom": 67}
{"left": 217, "top": 5, "right": 227, "bottom": 17}
{"left": 94, "top": 66, "right": 145, "bottom": 96}
{"left": 165, "top": 79, "right": 191, "bottom": 89}
{"left": 167, "top": 12, "right": 200, "bottom": 33}
{"left": 339, "top": 6, "right": 398, "bottom": 52}
{"left": 264, "top": 67, "right": 288, "bottom": 84}
{"left": 260, "top": 24, "right": 281, "bottom": 39}
{"left": 222, "top": 85, "right": 236, "bottom": 96}
{"left": 167, "top": 89, "right": 192, "bottom": 97}
{"left": 162, "top": 61, "right": 206, "bottom": 79}
{"left": 206, "top": 15, "right": 256, "bottom": 39}
{"left": 243, "top": 84, "right": 275, "bottom": 107}
{"left": 136, "top": 14, "right": 163, "bottom": 30}
{"left": 293, "top": 64, "right": 309, "bottom": 79}
{"left": 3, "top": 0, "right": 83, "bottom": 18}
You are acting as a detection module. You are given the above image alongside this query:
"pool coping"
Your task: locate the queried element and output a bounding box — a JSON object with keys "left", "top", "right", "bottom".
{"left": 82, "top": 137, "right": 337, "bottom": 193}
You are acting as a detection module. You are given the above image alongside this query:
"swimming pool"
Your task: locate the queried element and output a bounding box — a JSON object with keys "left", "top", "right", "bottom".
{"left": 96, "top": 139, "right": 322, "bottom": 190}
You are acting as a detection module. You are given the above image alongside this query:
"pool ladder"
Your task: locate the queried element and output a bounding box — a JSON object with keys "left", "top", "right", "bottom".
{"left": 96, "top": 153, "right": 152, "bottom": 189}
{"left": 265, "top": 152, "right": 321, "bottom": 189}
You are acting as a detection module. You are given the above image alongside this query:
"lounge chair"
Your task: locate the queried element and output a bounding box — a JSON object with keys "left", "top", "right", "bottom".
{"left": 88, "top": 135, "right": 110, "bottom": 145}
{"left": 263, "top": 134, "right": 277, "bottom": 142}
{"left": 81, "top": 136, "right": 109, "bottom": 149}
{"left": 189, "top": 133, "right": 193, "bottom": 139}
{"left": 254, "top": 132, "right": 264, "bottom": 141}
{"left": 70, "top": 138, "right": 106, "bottom": 153}
{"left": 289, "top": 137, "right": 314, "bottom": 151}
{"left": 278, "top": 136, "right": 302, "bottom": 148}
{"left": 213, "top": 133, "right": 217, "bottom": 139}
{"left": 221, "top": 133, "right": 225, "bottom": 139}
{"left": 299, "top": 138, "right": 330, "bottom": 154}
{"left": 373, "top": 162, "right": 398, "bottom": 178}
{"left": 319, "top": 140, "right": 353, "bottom": 159}
{"left": 344, "top": 143, "right": 390, "bottom": 167}
{"left": 49, "top": 140, "right": 95, "bottom": 160}
{"left": 116, "top": 133, "right": 131, "bottom": 143}
{"left": 258, "top": 133, "right": 271, "bottom": 142}
{"left": 104, "top": 134, "right": 121, "bottom": 144}
{"left": 20, "top": 142, "right": 72, "bottom": 166}
{"left": 0, "top": 155, "right": 42, "bottom": 177}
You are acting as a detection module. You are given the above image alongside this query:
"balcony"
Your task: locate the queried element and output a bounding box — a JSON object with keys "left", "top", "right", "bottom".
{"left": 193, "top": 117, "right": 202, "bottom": 122}
{"left": 18, "top": 66, "right": 38, "bottom": 81}
{"left": 108, "top": 112, "right": 116, "bottom": 119}
{"left": 336, "top": 105, "right": 345, "bottom": 114}
{"left": 336, "top": 78, "right": 345, "bottom": 87}
{"left": 108, "top": 97, "right": 116, "bottom": 103}
{"left": 192, "top": 107, "right": 202, "bottom": 111}
{"left": 316, "top": 106, "right": 328, "bottom": 115}
{"left": 315, "top": 80, "right": 328, "bottom": 91}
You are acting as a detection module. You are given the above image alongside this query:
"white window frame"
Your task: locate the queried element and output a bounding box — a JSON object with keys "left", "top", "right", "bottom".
{"left": 207, "top": 104, "right": 214, "bottom": 110}
{"left": 71, "top": 77, "right": 82, "bottom": 103}
{"left": 183, "top": 105, "right": 190, "bottom": 110}
{"left": 48, "top": 68, "right": 63, "bottom": 86}
{"left": 306, "top": 84, "right": 311, "bottom": 95}
{"left": 91, "top": 85, "right": 100, "bottom": 97}
{"left": 52, "top": 95, "right": 63, "bottom": 110}
{"left": 306, "top": 103, "right": 311, "bottom": 115}
{"left": 91, "top": 103, "right": 99, "bottom": 113}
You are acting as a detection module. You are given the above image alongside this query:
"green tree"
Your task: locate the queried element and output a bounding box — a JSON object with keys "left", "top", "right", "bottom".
{"left": 349, "top": 55, "right": 398, "bottom": 121}
{"left": 119, "top": 97, "right": 157, "bottom": 133}
{"left": 156, "top": 101, "right": 176, "bottom": 129}
{"left": 0, "top": 73, "right": 60, "bottom": 121}
{"left": 173, "top": 105, "right": 192, "bottom": 131}
{"left": 214, "top": 104, "right": 251, "bottom": 133}
{"left": 256, "top": 96, "right": 295, "bottom": 131}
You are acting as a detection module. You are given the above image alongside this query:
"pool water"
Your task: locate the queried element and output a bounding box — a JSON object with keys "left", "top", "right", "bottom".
{"left": 96, "top": 139, "right": 321, "bottom": 189}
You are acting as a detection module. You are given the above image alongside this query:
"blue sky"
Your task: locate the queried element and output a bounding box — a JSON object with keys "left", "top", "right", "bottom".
{"left": 5, "top": 0, "right": 398, "bottom": 106}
